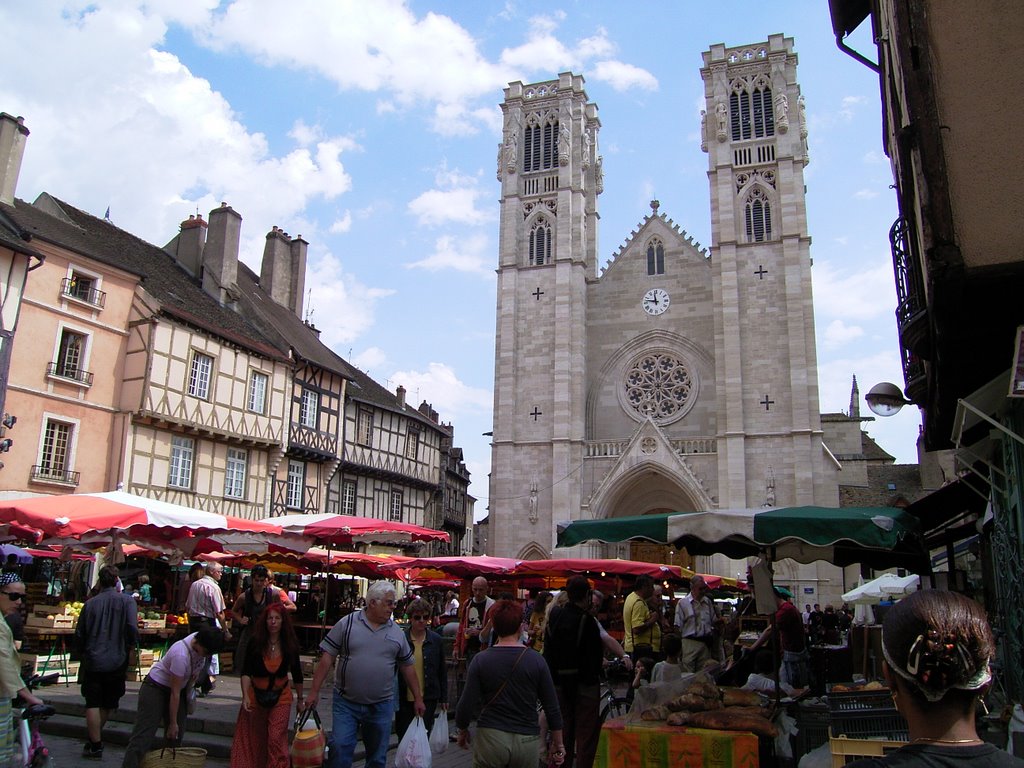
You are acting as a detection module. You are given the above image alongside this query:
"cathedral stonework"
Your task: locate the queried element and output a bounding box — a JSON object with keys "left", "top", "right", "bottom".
{"left": 488, "top": 36, "right": 839, "bottom": 583}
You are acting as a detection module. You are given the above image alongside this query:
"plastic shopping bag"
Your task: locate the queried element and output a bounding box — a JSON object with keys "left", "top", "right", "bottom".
{"left": 428, "top": 713, "right": 449, "bottom": 755}
{"left": 395, "top": 716, "right": 432, "bottom": 768}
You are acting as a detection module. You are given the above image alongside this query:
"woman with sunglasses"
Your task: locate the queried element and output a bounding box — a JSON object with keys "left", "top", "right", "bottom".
{"left": 0, "top": 581, "right": 46, "bottom": 765}
{"left": 396, "top": 597, "right": 448, "bottom": 740}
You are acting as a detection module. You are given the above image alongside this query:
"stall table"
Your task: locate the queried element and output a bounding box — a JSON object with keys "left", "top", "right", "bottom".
{"left": 597, "top": 718, "right": 759, "bottom": 768}
{"left": 22, "top": 626, "right": 75, "bottom": 686}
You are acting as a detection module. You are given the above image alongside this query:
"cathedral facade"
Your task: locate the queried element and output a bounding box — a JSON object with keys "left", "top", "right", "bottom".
{"left": 488, "top": 35, "right": 840, "bottom": 577}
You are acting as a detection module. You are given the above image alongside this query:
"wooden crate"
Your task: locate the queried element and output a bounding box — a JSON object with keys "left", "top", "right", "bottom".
{"left": 219, "top": 651, "right": 233, "bottom": 674}
{"left": 127, "top": 665, "right": 152, "bottom": 682}
{"left": 20, "top": 653, "right": 71, "bottom": 676}
{"left": 26, "top": 614, "right": 75, "bottom": 629}
{"left": 138, "top": 619, "right": 165, "bottom": 629}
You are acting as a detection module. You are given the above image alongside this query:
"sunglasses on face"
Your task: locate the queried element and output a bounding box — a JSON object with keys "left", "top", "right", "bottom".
{"left": 2, "top": 592, "right": 25, "bottom": 601}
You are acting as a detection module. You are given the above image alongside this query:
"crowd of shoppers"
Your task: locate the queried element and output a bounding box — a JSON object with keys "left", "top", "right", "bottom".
{"left": 4, "top": 557, "right": 1012, "bottom": 768}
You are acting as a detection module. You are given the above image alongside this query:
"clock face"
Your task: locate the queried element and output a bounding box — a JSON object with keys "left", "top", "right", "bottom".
{"left": 642, "top": 288, "right": 670, "bottom": 315}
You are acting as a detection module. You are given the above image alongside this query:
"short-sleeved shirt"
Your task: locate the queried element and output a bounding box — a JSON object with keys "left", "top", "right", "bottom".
{"left": 320, "top": 610, "right": 413, "bottom": 705}
{"left": 186, "top": 575, "right": 225, "bottom": 620}
{"left": 847, "top": 742, "right": 1024, "bottom": 767}
{"left": 675, "top": 593, "right": 717, "bottom": 639}
{"left": 623, "top": 591, "right": 652, "bottom": 652}
{"left": 776, "top": 600, "right": 806, "bottom": 653}
{"left": 148, "top": 633, "right": 209, "bottom": 689}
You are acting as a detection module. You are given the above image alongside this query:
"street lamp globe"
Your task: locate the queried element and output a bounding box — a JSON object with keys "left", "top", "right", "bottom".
{"left": 865, "top": 382, "right": 912, "bottom": 417}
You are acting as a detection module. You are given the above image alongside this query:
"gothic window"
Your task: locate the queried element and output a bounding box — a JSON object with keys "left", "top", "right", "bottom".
{"left": 621, "top": 352, "right": 697, "bottom": 424}
{"left": 744, "top": 188, "right": 773, "bottom": 242}
{"left": 524, "top": 116, "right": 558, "bottom": 172}
{"left": 730, "top": 80, "right": 774, "bottom": 141}
{"left": 529, "top": 215, "right": 553, "bottom": 266}
{"left": 646, "top": 239, "right": 665, "bottom": 275}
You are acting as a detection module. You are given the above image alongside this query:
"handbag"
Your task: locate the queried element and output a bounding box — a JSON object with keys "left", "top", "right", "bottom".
{"left": 291, "top": 709, "right": 327, "bottom": 768}
{"left": 253, "top": 685, "right": 283, "bottom": 709}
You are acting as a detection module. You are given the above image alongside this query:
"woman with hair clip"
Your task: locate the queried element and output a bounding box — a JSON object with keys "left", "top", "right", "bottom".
{"left": 847, "top": 589, "right": 1023, "bottom": 767}
{"left": 230, "top": 602, "right": 304, "bottom": 768}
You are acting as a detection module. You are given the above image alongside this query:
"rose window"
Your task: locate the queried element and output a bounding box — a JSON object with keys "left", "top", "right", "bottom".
{"left": 622, "top": 353, "right": 695, "bottom": 423}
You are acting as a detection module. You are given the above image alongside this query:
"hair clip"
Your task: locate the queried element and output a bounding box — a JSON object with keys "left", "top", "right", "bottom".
{"left": 906, "top": 633, "right": 926, "bottom": 676}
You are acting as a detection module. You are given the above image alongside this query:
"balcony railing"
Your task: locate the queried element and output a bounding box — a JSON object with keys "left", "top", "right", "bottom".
{"left": 30, "top": 465, "right": 80, "bottom": 486}
{"left": 61, "top": 278, "right": 107, "bottom": 308}
{"left": 289, "top": 423, "right": 338, "bottom": 459}
{"left": 46, "top": 362, "right": 94, "bottom": 386}
{"left": 890, "top": 215, "right": 929, "bottom": 402}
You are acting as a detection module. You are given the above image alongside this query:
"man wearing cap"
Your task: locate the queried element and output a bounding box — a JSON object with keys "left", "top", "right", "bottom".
{"left": 747, "top": 586, "right": 809, "bottom": 689}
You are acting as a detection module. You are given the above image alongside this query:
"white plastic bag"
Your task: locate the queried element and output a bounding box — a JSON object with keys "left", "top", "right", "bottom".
{"left": 396, "top": 716, "right": 432, "bottom": 768}
{"left": 428, "top": 713, "right": 449, "bottom": 755}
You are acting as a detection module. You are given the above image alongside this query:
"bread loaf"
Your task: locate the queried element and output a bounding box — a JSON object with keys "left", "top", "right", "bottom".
{"left": 720, "top": 688, "right": 764, "bottom": 707}
{"left": 687, "top": 709, "right": 778, "bottom": 737}
{"left": 641, "top": 705, "right": 669, "bottom": 721}
{"left": 665, "top": 711, "right": 693, "bottom": 726}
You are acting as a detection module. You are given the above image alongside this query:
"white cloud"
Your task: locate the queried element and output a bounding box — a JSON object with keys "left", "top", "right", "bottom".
{"left": 329, "top": 211, "right": 353, "bottom": 234}
{"left": 854, "top": 188, "right": 880, "bottom": 200}
{"left": 812, "top": 259, "right": 895, "bottom": 322}
{"left": 389, "top": 362, "right": 493, "bottom": 419}
{"left": 353, "top": 346, "right": 388, "bottom": 372}
{"left": 289, "top": 119, "right": 323, "bottom": 147}
{"left": 304, "top": 252, "right": 395, "bottom": 348}
{"left": 405, "top": 234, "right": 493, "bottom": 275}
{"left": 822, "top": 319, "right": 866, "bottom": 350}
{"left": 408, "top": 188, "right": 490, "bottom": 227}
{"left": 576, "top": 29, "right": 616, "bottom": 60}
{"left": 591, "top": 60, "right": 658, "bottom": 92}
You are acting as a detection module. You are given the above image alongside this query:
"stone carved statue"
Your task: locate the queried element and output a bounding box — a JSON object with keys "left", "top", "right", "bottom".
{"left": 496, "top": 142, "right": 503, "bottom": 181}
{"left": 775, "top": 92, "right": 789, "bottom": 133}
{"left": 798, "top": 95, "right": 807, "bottom": 138}
{"left": 700, "top": 110, "right": 708, "bottom": 152}
{"left": 581, "top": 129, "right": 592, "bottom": 170}
{"left": 595, "top": 155, "right": 604, "bottom": 194}
{"left": 558, "top": 123, "right": 571, "bottom": 166}
{"left": 528, "top": 481, "right": 539, "bottom": 523}
{"left": 505, "top": 131, "right": 518, "bottom": 174}
{"left": 715, "top": 100, "right": 728, "bottom": 142}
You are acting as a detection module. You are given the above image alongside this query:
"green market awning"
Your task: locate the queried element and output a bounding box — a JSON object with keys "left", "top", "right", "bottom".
{"left": 556, "top": 506, "right": 929, "bottom": 572}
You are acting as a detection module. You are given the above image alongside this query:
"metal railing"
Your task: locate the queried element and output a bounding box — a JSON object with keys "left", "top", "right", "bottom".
{"left": 30, "top": 465, "right": 80, "bottom": 485}
{"left": 60, "top": 278, "right": 106, "bottom": 308}
{"left": 46, "top": 362, "right": 94, "bottom": 386}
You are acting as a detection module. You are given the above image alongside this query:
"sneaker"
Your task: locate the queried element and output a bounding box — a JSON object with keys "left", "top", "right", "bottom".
{"left": 83, "top": 742, "right": 103, "bottom": 760}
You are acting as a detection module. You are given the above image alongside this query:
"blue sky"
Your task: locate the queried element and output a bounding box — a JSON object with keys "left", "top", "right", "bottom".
{"left": 1, "top": 2, "right": 924, "bottom": 517}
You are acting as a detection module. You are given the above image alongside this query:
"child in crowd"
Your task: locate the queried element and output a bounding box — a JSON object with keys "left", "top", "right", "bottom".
{"left": 650, "top": 635, "right": 686, "bottom": 683}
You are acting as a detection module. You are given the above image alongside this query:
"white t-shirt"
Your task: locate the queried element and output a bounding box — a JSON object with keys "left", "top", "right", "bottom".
{"left": 651, "top": 660, "right": 686, "bottom": 683}
{"left": 445, "top": 598, "right": 460, "bottom": 615}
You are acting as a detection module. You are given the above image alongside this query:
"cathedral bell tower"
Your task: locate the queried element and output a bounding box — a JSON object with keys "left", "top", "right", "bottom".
{"left": 489, "top": 73, "right": 600, "bottom": 559}
{"left": 701, "top": 34, "right": 833, "bottom": 512}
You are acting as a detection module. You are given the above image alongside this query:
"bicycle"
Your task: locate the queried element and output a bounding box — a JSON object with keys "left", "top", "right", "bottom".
{"left": 599, "top": 657, "right": 632, "bottom": 723}
{"left": 14, "top": 671, "right": 58, "bottom": 768}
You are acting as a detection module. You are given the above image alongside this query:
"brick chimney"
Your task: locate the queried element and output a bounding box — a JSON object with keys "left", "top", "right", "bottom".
{"left": 289, "top": 235, "right": 307, "bottom": 319}
{"left": 0, "top": 113, "right": 30, "bottom": 206}
{"left": 396, "top": 385, "right": 406, "bottom": 408}
{"left": 169, "top": 214, "right": 207, "bottom": 278}
{"left": 260, "top": 227, "right": 308, "bottom": 318}
{"left": 203, "top": 202, "right": 241, "bottom": 305}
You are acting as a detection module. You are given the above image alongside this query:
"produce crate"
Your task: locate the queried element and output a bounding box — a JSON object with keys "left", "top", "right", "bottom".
{"left": 127, "top": 665, "right": 152, "bottom": 682}
{"left": 828, "top": 689, "right": 909, "bottom": 742}
{"left": 31, "top": 604, "right": 65, "bottom": 617}
{"left": 58, "top": 661, "right": 81, "bottom": 685}
{"left": 794, "top": 701, "right": 831, "bottom": 757}
{"left": 830, "top": 735, "right": 907, "bottom": 767}
{"left": 300, "top": 656, "right": 316, "bottom": 678}
{"left": 129, "top": 649, "right": 156, "bottom": 666}
{"left": 20, "top": 652, "right": 71, "bottom": 676}
{"left": 139, "top": 619, "right": 166, "bottom": 629}
{"left": 219, "top": 652, "right": 233, "bottom": 674}
{"left": 26, "top": 614, "right": 75, "bottom": 629}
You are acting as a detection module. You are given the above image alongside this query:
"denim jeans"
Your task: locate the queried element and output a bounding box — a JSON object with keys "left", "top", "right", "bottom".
{"left": 327, "top": 690, "right": 393, "bottom": 768}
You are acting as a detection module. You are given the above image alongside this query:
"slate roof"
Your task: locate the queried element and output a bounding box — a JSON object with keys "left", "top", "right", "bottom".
{"left": 5, "top": 193, "right": 448, "bottom": 434}
{"left": 839, "top": 463, "right": 926, "bottom": 508}
{"left": 0, "top": 206, "right": 45, "bottom": 262}
{"left": 861, "top": 431, "right": 895, "bottom": 462}
{"left": 3, "top": 195, "right": 283, "bottom": 360}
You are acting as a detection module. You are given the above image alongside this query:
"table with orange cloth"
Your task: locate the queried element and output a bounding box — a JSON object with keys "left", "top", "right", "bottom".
{"left": 596, "top": 718, "right": 759, "bottom": 768}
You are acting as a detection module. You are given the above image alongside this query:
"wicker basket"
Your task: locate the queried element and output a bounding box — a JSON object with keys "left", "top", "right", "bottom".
{"left": 140, "top": 746, "right": 207, "bottom": 768}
